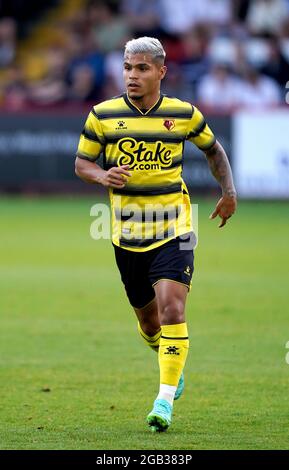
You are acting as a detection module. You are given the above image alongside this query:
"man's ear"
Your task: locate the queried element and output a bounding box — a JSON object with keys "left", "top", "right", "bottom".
{"left": 160, "top": 65, "right": 167, "bottom": 80}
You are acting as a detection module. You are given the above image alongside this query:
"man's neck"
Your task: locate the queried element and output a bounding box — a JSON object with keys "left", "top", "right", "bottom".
{"left": 128, "top": 92, "right": 161, "bottom": 112}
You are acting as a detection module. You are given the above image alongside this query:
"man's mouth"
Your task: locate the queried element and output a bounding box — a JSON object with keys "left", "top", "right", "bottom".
{"left": 128, "top": 83, "right": 140, "bottom": 89}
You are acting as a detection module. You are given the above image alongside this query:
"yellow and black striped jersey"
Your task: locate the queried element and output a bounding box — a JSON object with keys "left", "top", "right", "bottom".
{"left": 77, "top": 93, "right": 216, "bottom": 252}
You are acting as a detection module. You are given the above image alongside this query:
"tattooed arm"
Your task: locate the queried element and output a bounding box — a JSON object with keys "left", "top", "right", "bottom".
{"left": 204, "top": 140, "right": 237, "bottom": 228}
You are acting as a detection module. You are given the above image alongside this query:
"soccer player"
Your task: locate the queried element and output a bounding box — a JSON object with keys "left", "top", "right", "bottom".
{"left": 75, "top": 37, "right": 237, "bottom": 432}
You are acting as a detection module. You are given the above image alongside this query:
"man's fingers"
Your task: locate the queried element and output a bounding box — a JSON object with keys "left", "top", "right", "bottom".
{"left": 219, "top": 214, "right": 232, "bottom": 228}
{"left": 120, "top": 170, "right": 132, "bottom": 177}
{"left": 218, "top": 217, "right": 227, "bottom": 228}
{"left": 109, "top": 181, "right": 125, "bottom": 188}
{"left": 108, "top": 176, "right": 125, "bottom": 184}
{"left": 107, "top": 176, "right": 126, "bottom": 186}
{"left": 110, "top": 180, "right": 125, "bottom": 187}
{"left": 115, "top": 165, "right": 132, "bottom": 177}
{"left": 108, "top": 172, "right": 128, "bottom": 182}
{"left": 120, "top": 165, "right": 130, "bottom": 169}
{"left": 209, "top": 208, "right": 219, "bottom": 219}
{"left": 211, "top": 195, "right": 235, "bottom": 227}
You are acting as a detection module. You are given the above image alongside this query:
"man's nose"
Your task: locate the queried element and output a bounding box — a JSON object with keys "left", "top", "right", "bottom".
{"left": 129, "top": 70, "right": 138, "bottom": 80}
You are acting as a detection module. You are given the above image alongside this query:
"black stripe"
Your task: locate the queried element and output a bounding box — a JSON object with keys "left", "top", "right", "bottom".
{"left": 119, "top": 229, "right": 175, "bottom": 248}
{"left": 161, "top": 336, "right": 189, "bottom": 340}
{"left": 195, "top": 120, "right": 207, "bottom": 135}
{"left": 152, "top": 111, "right": 192, "bottom": 119}
{"left": 95, "top": 111, "right": 192, "bottom": 120}
{"left": 76, "top": 153, "right": 98, "bottom": 162}
{"left": 123, "top": 93, "right": 139, "bottom": 114}
{"left": 106, "top": 135, "right": 184, "bottom": 144}
{"left": 113, "top": 183, "right": 182, "bottom": 196}
{"left": 123, "top": 93, "right": 164, "bottom": 116}
{"left": 91, "top": 108, "right": 99, "bottom": 119}
{"left": 162, "top": 159, "right": 182, "bottom": 170}
{"left": 114, "top": 206, "right": 181, "bottom": 222}
{"left": 198, "top": 137, "right": 217, "bottom": 151}
{"left": 95, "top": 111, "right": 136, "bottom": 120}
{"left": 148, "top": 94, "right": 164, "bottom": 114}
{"left": 81, "top": 128, "right": 102, "bottom": 143}
{"left": 105, "top": 162, "right": 116, "bottom": 170}
{"left": 139, "top": 331, "right": 161, "bottom": 343}
{"left": 187, "top": 119, "right": 206, "bottom": 139}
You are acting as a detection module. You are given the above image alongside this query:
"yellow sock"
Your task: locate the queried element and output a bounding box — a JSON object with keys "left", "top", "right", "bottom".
{"left": 137, "top": 322, "right": 161, "bottom": 352}
{"left": 158, "top": 323, "right": 189, "bottom": 387}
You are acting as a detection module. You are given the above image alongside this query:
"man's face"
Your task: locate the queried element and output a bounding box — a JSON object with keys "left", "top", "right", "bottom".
{"left": 123, "top": 53, "right": 166, "bottom": 101}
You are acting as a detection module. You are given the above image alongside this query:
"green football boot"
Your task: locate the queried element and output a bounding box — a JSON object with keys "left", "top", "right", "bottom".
{"left": 147, "top": 399, "right": 172, "bottom": 432}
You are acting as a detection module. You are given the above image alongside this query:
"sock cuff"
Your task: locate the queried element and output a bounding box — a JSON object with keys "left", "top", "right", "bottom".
{"left": 137, "top": 322, "right": 161, "bottom": 343}
{"left": 161, "top": 322, "right": 188, "bottom": 339}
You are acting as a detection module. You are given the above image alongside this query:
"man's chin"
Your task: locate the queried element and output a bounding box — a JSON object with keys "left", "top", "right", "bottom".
{"left": 127, "top": 91, "right": 143, "bottom": 101}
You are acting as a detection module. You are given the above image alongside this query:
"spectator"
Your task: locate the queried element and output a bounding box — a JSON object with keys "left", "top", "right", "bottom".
{"left": 158, "top": 0, "right": 232, "bottom": 35}
{"left": 260, "top": 38, "right": 289, "bottom": 87}
{"left": 104, "top": 49, "right": 125, "bottom": 96}
{"left": 191, "top": 0, "right": 232, "bottom": 27}
{"left": 238, "top": 64, "right": 281, "bottom": 107}
{"left": 197, "top": 63, "right": 242, "bottom": 110}
{"left": 121, "top": 0, "right": 161, "bottom": 37}
{"left": 179, "top": 28, "right": 211, "bottom": 95}
{"left": 66, "top": 30, "right": 105, "bottom": 91}
{"left": 233, "top": 0, "right": 251, "bottom": 23}
{"left": 157, "top": 0, "right": 196, "bottom": 35}
{"left": 89, "top": 0, "right": 131, "bottom": 54}
{"left": 1, "top": 63, "right": 28, "bottom": 110}
{"left": 0, "top": 18, "right": 17, "bottom": 68}
{"left": 68, "top": 63, "right": 100, "bottom": 102}
{"left": 162, "top": 63, "right": 194, "bottom": 102}
{"left": 246, "top": 0, "right": 289, "bottom": 36}
{"left": 28, "top": 47, "right": 68, "bottom": 106}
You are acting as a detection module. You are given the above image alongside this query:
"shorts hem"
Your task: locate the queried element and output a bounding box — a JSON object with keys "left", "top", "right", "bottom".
{"left": 152, "top": 278, "right": 191, "bottom": 291}
{"left": 133, "top": 296, "right": 156, "bottom": 310}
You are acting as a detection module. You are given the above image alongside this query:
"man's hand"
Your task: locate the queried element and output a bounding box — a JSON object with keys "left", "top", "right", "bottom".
{"left": 75, "top": 158, "right": 132, "bottom": 187}
{"left": 204, "top": 140, "right": 237, "bottom": 228}
{"left": 209, "top": 194, "right": 237, "bottom": 228}
{"left": 101, "top": 165, "right": 131, "bottom": 189}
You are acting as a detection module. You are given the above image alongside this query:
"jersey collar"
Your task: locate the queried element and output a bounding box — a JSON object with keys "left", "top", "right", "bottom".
{"left": 123, "top": 93, "right": 163, "bottom": 116}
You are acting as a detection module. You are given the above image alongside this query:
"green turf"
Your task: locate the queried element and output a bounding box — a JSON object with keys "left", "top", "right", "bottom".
{"left": 0, "top": 196, "right": 288, "bottom": 450}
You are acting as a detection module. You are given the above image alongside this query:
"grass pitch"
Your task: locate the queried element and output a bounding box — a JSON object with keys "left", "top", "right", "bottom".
{"left": 0, "top": 196, "right": 288, "bottom": 450}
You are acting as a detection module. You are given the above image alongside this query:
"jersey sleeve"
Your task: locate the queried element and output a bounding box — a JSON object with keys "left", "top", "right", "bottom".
{"left": 76, "top": 108, "right": 105, "bottom": 162}
{"left": 186, "top": 105, "right": 216, "bottom": 151}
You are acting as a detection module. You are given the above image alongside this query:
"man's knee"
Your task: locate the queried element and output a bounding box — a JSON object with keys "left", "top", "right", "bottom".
{"left": 139, "top": 317, "right": 160, "bottom": 336}
{"left": 158, "top": 298, "right": 185, "bottom": 325}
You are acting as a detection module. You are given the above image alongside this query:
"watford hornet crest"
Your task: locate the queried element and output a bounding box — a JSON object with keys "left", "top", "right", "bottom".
{"left": 163, "top": 119, "right": 175, "bottom": 131}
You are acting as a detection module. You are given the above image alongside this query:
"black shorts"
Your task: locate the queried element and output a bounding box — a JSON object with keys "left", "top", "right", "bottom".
{"left": 113, "top": 233, "right": 194, "bottom": 309}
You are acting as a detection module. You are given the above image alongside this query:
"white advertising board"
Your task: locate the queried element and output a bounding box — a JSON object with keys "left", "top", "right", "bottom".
{"left": 234, "top": 110, "right": 289, "bottom": 198}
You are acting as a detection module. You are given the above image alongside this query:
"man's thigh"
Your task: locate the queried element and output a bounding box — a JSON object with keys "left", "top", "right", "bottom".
{"left": 113, "top": 244, "right": 155, "bottom": 309}
{"left": 148, "top": 234, "right": 194, "bottom": 292}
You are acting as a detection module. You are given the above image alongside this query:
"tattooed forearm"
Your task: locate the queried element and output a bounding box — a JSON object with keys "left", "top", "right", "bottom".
{"left": 204, "top": 141, "right": 237, "bottom": 197}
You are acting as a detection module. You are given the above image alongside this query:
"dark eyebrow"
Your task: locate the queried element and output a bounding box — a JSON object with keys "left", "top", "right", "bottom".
{"left": 123, "top": 62, "right": 151, "bottom": 67}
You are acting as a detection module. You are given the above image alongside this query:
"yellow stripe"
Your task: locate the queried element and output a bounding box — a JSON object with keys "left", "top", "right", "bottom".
{"left": 152, "top": 279, "right": 190, "bottom": 291}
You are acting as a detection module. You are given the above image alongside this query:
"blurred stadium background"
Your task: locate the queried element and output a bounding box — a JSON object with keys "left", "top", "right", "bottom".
{"left": 0, "top": 0, "right": 288, "bottom": 450}
{"left": 0, "top": 0, "right": 289, "bottom": 194}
